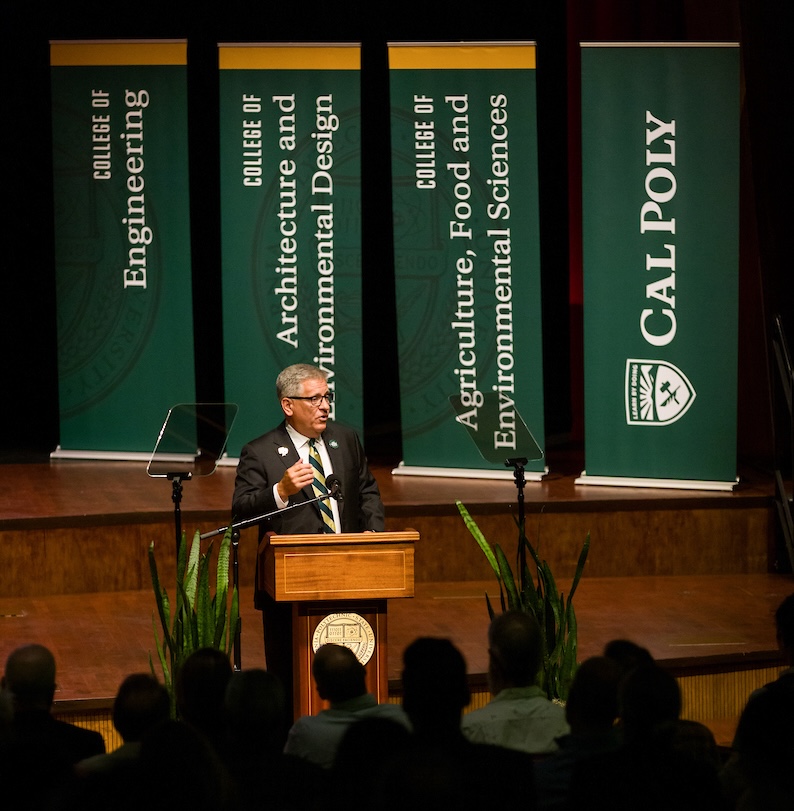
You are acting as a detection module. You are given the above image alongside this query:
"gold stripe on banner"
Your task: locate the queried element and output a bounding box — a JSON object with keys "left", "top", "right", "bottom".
{"left": 219, "top": 43, "right": 360, "bottom": 71}
{"left": 388, "top": 42, "right": 536, "bottom": 70}
{"left": 50, "top": 40, "right": 187, "bottom": 66}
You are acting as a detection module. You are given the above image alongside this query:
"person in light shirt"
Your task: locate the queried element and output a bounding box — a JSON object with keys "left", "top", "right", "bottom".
{"left": 462, "top": 611, "right": 569, "bottom": 755}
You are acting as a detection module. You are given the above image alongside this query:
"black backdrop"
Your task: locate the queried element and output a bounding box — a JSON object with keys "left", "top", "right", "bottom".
{"left": 1, "top": 0, "right": 789, "bottom": 466}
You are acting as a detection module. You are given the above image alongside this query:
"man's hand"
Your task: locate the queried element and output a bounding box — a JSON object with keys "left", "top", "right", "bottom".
{"left": 277, "top": 460, "right": 315, "bottom": 502}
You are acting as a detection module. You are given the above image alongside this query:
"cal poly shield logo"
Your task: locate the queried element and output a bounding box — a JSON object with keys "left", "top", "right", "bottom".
{"left": 625, "top": 359, "right": 696, "bottom": 426}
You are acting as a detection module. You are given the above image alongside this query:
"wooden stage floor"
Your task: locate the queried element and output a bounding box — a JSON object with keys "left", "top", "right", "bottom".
{"left": 0, "top": 454, "right": 791, "bottom": 747}
{"left": 1, "top": 575, "right": 791, "bottom": 708}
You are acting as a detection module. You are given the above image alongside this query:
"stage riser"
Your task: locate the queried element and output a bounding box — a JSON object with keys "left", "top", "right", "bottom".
{"left": 386, "top": 505, "right": 773, "bottom": 582}
{"left": 677, "top": 665, "right": 784, "bottom": 723}
{"left": 0, "top": 516, "right": 247, "bottom": 599}
{"left": 0, "top": 502, "right": 774, "bottom": 598}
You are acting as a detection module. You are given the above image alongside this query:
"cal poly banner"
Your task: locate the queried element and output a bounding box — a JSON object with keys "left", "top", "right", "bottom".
{"left": 219, "top": 44, "right": 364, "bottom": 457}
{"left": 578, "top": 43, "right": 740, "bottom": 489}
{"left": 389, "top": 43, "right": 545, "bottom": 478}
{"left": 50, "top": 41, "right": 196, "bottom": 457}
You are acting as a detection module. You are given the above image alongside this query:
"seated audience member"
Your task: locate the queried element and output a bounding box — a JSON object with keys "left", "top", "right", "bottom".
{"left": 223, "top": 668, "right": 327, "bottom": 811}
{"left": 721, "top": 591, "right": 794, "bottom": 810}
{"left": 603, "top": 638, "right": 654, "bottom": 672}
{"left": 567, "top": 662, "right": 728, "bottom": 810}
{"left": 175, "top": 646, "right": 233, "bottom": 754}
{"left": 0, "top": 687, "right": 12, "bottom": 745}
{"left": 382, "top": 636, "right": 536, "bottom": 810}
{"left": 284, "top": 644, "right": 410, "bottom": 769}
{"left": 330, "top": 717, "right": 412, "bottom": 810}
{"left": 604, "top": 637, "right": 721, "bottom": 769}
{"left": 534, "top": 656, "right": 622, "bottom": 810}
{"left": 137, "top": 718, "right": 234, "bottom": 811}
{"left": 77, "top": 673, "right": 170, "bottom": 778}
{"left": 70, "top": 673, "right": 170, "bottom": 810}
{"left": 1, "top": 643, "right": 105, "bottom": 808}
{"left": 461, "top": 610, "right": 569, "bottom": 755}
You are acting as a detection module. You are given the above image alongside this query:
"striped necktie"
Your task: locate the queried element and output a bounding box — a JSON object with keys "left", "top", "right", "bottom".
{"left": 308, "top": 438, "right": 336, "bottom": 534}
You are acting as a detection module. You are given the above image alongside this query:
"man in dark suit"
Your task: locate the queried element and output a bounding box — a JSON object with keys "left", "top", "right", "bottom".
{"left": 1, "top": 643, "right": 106, "bottom": 808}
{"left": 232, "top": 363, "right": 384, "bottom": 538}
{"left": 232, "top": 363, "right": 385, "bottom": 711}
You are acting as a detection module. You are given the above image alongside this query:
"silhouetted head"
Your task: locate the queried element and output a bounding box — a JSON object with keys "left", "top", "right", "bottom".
{"left": 401, "top": 637, "right": 469, "bottom": 734}
{"left": 224, "top": 668, "right": 287, "bottom": 751}
{"left": 175, "top": 647, "right": 233, "bottom": 738}
{"left": 564, "top": 656, "right": 622, "bottom": 733}
{"left": 113, "top": 673, "right": 170, "bottom": 742}
{"left": 312, "top": 644, "right": 367, "bottom": 704}
{"left": 619, "top": 663, "right": 681, "bottom": 741}
{"left": 487, "top": 611, "right": 543, "bottom": 692}
{"left": 2, "top": 644, "right": 57, "bottom": 711}
{"left": 603, "top": 639, "right": 654, "bottom": 674}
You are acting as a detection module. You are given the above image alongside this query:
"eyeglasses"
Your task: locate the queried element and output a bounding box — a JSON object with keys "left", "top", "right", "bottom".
{"left": 288, "top": 392, "right": 335, "bottom": 407}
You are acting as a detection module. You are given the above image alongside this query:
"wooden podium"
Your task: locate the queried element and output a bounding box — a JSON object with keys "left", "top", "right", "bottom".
{"left": 256, "top": 530, "right": 417, "bottom": 717}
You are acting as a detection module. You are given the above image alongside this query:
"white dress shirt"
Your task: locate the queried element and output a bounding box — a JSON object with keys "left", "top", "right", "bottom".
{"left": 272, "top": 424, "right": 341, "bottom": 531}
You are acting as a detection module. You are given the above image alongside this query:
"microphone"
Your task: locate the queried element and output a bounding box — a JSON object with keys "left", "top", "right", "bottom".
{"left": 325, "top": 474, "right": 344, "bottom": 501}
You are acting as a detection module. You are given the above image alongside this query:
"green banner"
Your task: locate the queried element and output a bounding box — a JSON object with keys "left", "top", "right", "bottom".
{"left": 579, "top": 44, "right": 740, "bottom": 488}
{"left": 219, "top": 44, "right": 364, "bottom": 456}
{"left": 389, "top": 43, "right": 545, "bottom": 477}
{"left": 50, "top": 41, "right": 196, "bottom": 456}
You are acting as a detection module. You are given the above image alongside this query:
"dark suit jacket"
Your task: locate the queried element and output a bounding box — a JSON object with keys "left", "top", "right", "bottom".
{"left": 3, "top": 709, "right": 106, "bottom": 807}
{"left": 231, "top": 420, "right": 384, "bottom": 540}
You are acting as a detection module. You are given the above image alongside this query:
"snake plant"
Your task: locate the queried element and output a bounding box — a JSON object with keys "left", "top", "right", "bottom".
{"left": 148, "top": 527, "right": 240, "bottom": 716}
{"left": 457, "top": 500, "right": 590, "bottom": 702}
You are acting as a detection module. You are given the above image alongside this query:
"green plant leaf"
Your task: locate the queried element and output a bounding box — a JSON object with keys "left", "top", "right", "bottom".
{"left": 197, "top": 549, "right": 215, "bottom": 648}
{"left": 183, "top": 531, "right": 201, "bottom": 609}
{"left": 494, "top": 543, "right": 519, "bottom": 610}
{"left": 567, "top": 532, "right": 591, "bottom": 606}
{"left": 459, "top": 500, "right": 591, "bottom": 702}
{"left": 148, "top": 543, "right": 173, "bottom": 653}
{"left": 457, "top": 501, "right": 501, "bottom": 581}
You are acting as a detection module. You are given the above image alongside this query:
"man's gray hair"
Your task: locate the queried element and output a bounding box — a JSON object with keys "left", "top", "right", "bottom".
{"left": 276, "top": 364, "right": 328, "bottom": 399}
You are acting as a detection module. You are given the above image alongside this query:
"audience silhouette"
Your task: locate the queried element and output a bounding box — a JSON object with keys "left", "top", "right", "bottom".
{"left": 70, "top": 672, "right": 170, "bottom": 809}
{"left": 534, "top": 655, "right": 623, "bottom": 809}
{"left": 6, "top": 601, "right": 794, "bottom": 811}
{"left": 566, "top": 660, "right": 728, "bottom": 810}
{"left": 175, "top": 646, "right": 234, "bottom": 754}
{"left": 380, "top": 636, "right": 537, "bottom": 810}
{"left": 284, "top": 643, "right": 410, "bottom": 769}
{"left": 462, "top": 609, "right": 569, "bottom": 755}
{"left": 1, "top": 643, "right": 105, "bottom": 810}
{"left": 720, "top": 592, "right": 794, "bottom": 810}
{"left": 604, "top": 637, "right": 722, "bottom": 769}
{"left": 330, "top": 716, "right": 412, "bottom": 810}
{"left": 223, "top": 667, "right": 327, "bottom": 810}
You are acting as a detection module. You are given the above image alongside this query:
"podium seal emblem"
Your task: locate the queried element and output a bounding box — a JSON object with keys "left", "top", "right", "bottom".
{"left": 312, "top": 613, "right": 376, "bottom": 665}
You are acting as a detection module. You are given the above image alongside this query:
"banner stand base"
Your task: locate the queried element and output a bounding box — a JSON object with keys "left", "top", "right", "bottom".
{"left": 50, "top": 447, "right": 240, "bottom": 468}
{"left": 392, "top": 462, "right": 546, "bottom": 482}
{"left": 216, "top": 456, "right": 239, "bottom": 468}
{"left": 575, "top": 471, "right": 739, "bottom": 492}
{"left": 50, "top": 447, "right": 153, "bottom": 462}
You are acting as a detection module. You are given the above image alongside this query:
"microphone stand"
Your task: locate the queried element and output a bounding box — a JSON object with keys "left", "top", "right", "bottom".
{"left": 505, "top": 457, "right": 528, "bottom": 592}
{"left": 200, "top": 490, "right": 339, "bottom": 671}
{"left": 200, "top": 490, "right": 337, "bottom": 540}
